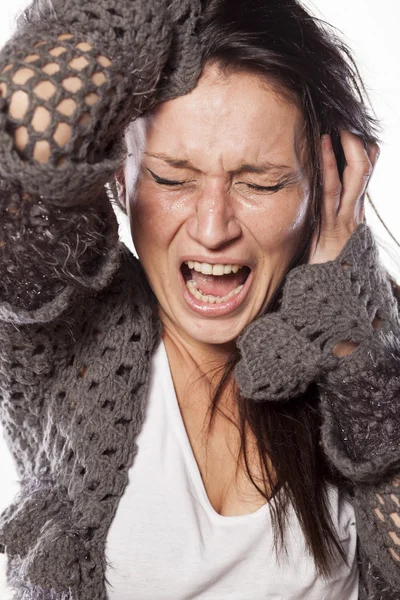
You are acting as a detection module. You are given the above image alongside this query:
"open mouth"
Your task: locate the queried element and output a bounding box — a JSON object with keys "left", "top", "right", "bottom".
{"left": 181, "top": 261, "right": 251, "bottom": 304}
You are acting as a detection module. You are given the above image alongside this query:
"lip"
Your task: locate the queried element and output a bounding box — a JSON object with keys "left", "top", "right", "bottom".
{"left": 179, "top": 267, "right": 254, "bottom": 317}
{"left": 180, "top": 256, "right": 252, "bottom": 268}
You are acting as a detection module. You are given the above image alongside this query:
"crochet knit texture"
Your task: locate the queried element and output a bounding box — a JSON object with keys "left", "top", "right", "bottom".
{"left": 0, "top": 1, "right": 400, "bottom": 599}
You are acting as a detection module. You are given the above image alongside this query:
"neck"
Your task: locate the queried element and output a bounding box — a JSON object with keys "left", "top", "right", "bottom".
{"left": 160, "top": 311, "right": 237, "bottom": 410}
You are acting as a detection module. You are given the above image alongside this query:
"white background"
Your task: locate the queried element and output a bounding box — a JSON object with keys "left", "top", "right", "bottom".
{"left": 0, "top": 1, "right": 399, "bottom": 596}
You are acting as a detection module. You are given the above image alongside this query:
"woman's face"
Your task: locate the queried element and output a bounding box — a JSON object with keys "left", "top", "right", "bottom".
{"left": 124, "top": 65, "right": 311, "bottom": 347}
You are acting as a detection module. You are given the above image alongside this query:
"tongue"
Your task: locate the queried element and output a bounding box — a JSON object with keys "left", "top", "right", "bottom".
{"left": 190, "top": 270, "right": 246, "bottom": 297}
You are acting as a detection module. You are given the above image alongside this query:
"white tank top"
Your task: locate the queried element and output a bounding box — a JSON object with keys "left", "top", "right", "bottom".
{"left": 105, "top": 341, "right": 359, "bottom": 599}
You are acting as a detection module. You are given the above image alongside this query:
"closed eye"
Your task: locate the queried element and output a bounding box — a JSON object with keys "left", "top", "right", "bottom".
{"left": 244, "top": 182, "right": 285, "bottom": 193}
{"left": 146, "top": 168, "right": 187, "bottom": 186}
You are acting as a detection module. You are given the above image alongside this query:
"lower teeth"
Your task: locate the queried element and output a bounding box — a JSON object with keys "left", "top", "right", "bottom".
{"left": 186, "top": 280, "right": 244, "bottom": 304}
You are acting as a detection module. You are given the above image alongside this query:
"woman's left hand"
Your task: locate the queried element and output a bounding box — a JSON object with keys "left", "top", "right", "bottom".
{"left": 307, "top": 130, "right": 380, "bottom": 265}
{"left": 307, "top": 131, "right": 381, "bottom": 357}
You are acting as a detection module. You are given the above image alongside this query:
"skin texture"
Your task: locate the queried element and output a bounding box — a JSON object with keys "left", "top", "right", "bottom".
{"left": 117, "top": 64, "right": 380, "bottom": 515}
{"left": 119, "top": 64, "right": 380, "bottom": 368}
{"left": 123, "top": 65, "right": 311, "bottom": 361}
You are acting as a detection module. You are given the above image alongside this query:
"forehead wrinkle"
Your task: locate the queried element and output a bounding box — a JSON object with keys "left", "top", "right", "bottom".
{"left": 144, "top": 71, "right": 305, "bottom": 177}
{"left": 143, "top": 152, "right": 198, "bottom": 170}
{"left": 144, "top": 151, "right": 295, "bottom": 177}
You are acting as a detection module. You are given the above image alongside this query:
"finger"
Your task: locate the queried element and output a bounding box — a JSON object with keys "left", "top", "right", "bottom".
{"left": 339, "top": 131, "right": 373, "bottom": 224}
{"left": 321, "top": 134, "right": 342, "bottom": 229}
{"left": 359, "top": 142, "right": 380, "bottom": 222}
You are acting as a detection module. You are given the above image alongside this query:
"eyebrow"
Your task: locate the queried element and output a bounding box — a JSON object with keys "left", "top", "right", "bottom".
{"left": 143, "top": 152, "right": 293, "bottom": 174}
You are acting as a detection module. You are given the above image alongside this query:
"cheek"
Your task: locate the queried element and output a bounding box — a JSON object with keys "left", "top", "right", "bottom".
{"left": 129, "top": 181, "right": 191, "bottom": 261}
{"left": 245, "top": 189, "right": 309, "bottom": 256}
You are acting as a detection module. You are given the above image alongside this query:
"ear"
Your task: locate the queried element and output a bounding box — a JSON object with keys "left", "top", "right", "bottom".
{"left": 112, "top": 167, "right": 127, "bottom": 214}
{"left": 115, "top": 167, "right": 126, "bottom": 203}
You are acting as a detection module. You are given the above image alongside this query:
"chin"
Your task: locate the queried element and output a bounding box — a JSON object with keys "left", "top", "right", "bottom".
{"left": 176, "top": 310, "right": 253, "bottom": 347}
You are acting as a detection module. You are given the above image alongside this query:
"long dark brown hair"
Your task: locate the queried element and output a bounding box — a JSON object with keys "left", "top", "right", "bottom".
{"left": 116, "top": 0, "right": 398, "bottom": 582}
{"left": 193, "top": 0, "right": 382, "bottom": 581}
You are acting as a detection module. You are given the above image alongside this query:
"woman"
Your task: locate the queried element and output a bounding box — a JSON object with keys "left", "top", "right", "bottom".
{"left": 0, "top": 0, "right": 399, "bottom": 598}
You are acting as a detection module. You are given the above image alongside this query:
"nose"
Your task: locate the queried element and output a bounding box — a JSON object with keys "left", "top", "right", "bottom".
{"left": 185, "top": 184, "right": 242, "bottom": 250}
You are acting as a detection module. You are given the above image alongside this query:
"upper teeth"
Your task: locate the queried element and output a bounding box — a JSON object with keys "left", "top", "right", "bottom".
{"left": 185, "top": 261, "right": 242, "bottom": 276}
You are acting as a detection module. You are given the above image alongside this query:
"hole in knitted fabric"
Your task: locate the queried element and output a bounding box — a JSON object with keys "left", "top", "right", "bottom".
{"left": 31, "top": 106, "right": 51, "bottom": 132}
{"left": 56, "top": 98, "right": 77, "bottom": 116}
{"left": 100, "top": 493, "right": 116, "bottom": 503}
{"left": 389, "top": 531, "right": 400, "bottom": 546}
{"left": 89, "top": 380, "right": 99, "bottom": 390}
{"left": 0, "top": 82, "right": 7, "bottom": 97}
{"left": 84, "top": 92, "right": 99, "bottom": 106}
{"left": 76, "top": 42, "right": 93, "bottom": 52}
{"left": 97, "top": 55, "right": 112, "bottom": 68}
{"left": 34, "top": 80, "right": 57, "bottom": 100}
{"left": 62, "top": 76, "right": 82, "bottom": 93}
{"left": 113, "top": 27, "right": 125, "bottom": 39}
{"left": 102, "top": 447, "right": 117, "bottom": 457}
{"left": 116, "top": 364, "right": 132, "bottom": 381}
{"left": 24, "top": 54, "right": 40, "bottom": 63}
{"left": 79, "top": 112, "right": 90, "bottom": 126}
{"left": 42, "top": 62, "right": 60, "bottom": 75}
{"left": 106, "top": 7, "right": 121, "bottom": 16}
{"left": 91, "top": 72, "right": 106, "bottom": 86}
{"left": 54, "top": 122, "right": 72, "bottom": 147}
{"left": 66, "top": 449, "right": 74, "bottom": 462}
{"left": 69, "top": 57, "right": 89, "bottom": 71}
{"left": 176, "top": 10, "right": 191, "bottom": 26}
{"left": 79, "top": 466, "right": 86, "bottom": 476}
{"left": 332, "top": 340, "right": 360, "bottom": 357}
{"left": 49, "top": 46, "right": 67, "bottom": 57}
{"left": 84, "top": 10, "right": 100, "bottom": 20}
{"left": 308, "top": 331, "right": 322, "bottom": 342}
{"left": 117, "top": 464, "right": 125, "bottom": 471}
{"left": 257, "top": 382, "right": 271, "bottom": 392}
{"left": 9, "top": 90, "right": 29, "bottom": 119}
{"left": 58, "top": 156, "right": 68, "bottom": 168}
{"left": 87, "top": 480, "right": 99, "bottom": 491}
{"left": 14, "top": 126, "right": 29, "bottom": 151}
{"left": 130, "top": 333, "right": 140, "bottom": 343}
{"left": 12, "top": 68, "right": 35, "bottom": 85}
{"left": 389, "top": 548, "right": 400, "bottom": 562}
{"left": 32, "top": 343, "right": 46, "bottom": 356}
{"left": 58, "top": 34, "right": 73, "bottom": 41}
{"left": 10, "top": 361, "right": 23, "bottom": 369}
{"left": 372, "top": 315, "right": 382, "bottom": 330}
{"left": 101, "top": 399, "right": 115, "bottom": 410}
{"left": 85, "top": 527, "right": 96, "bottom": 540}
{"left": 115, "top": 417, "right": 131, "bottom": 426}
{"left": 2, "top": 64, "right": 13, "bottom": 73}
{"left": 57, "top": 391, "right": 66, "bottom": 400}
{"left": 116, "top": 314, "right": 126, "bottom": 326}
{"left": 33, "top": 140, "right": 51, "bottom": 163}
